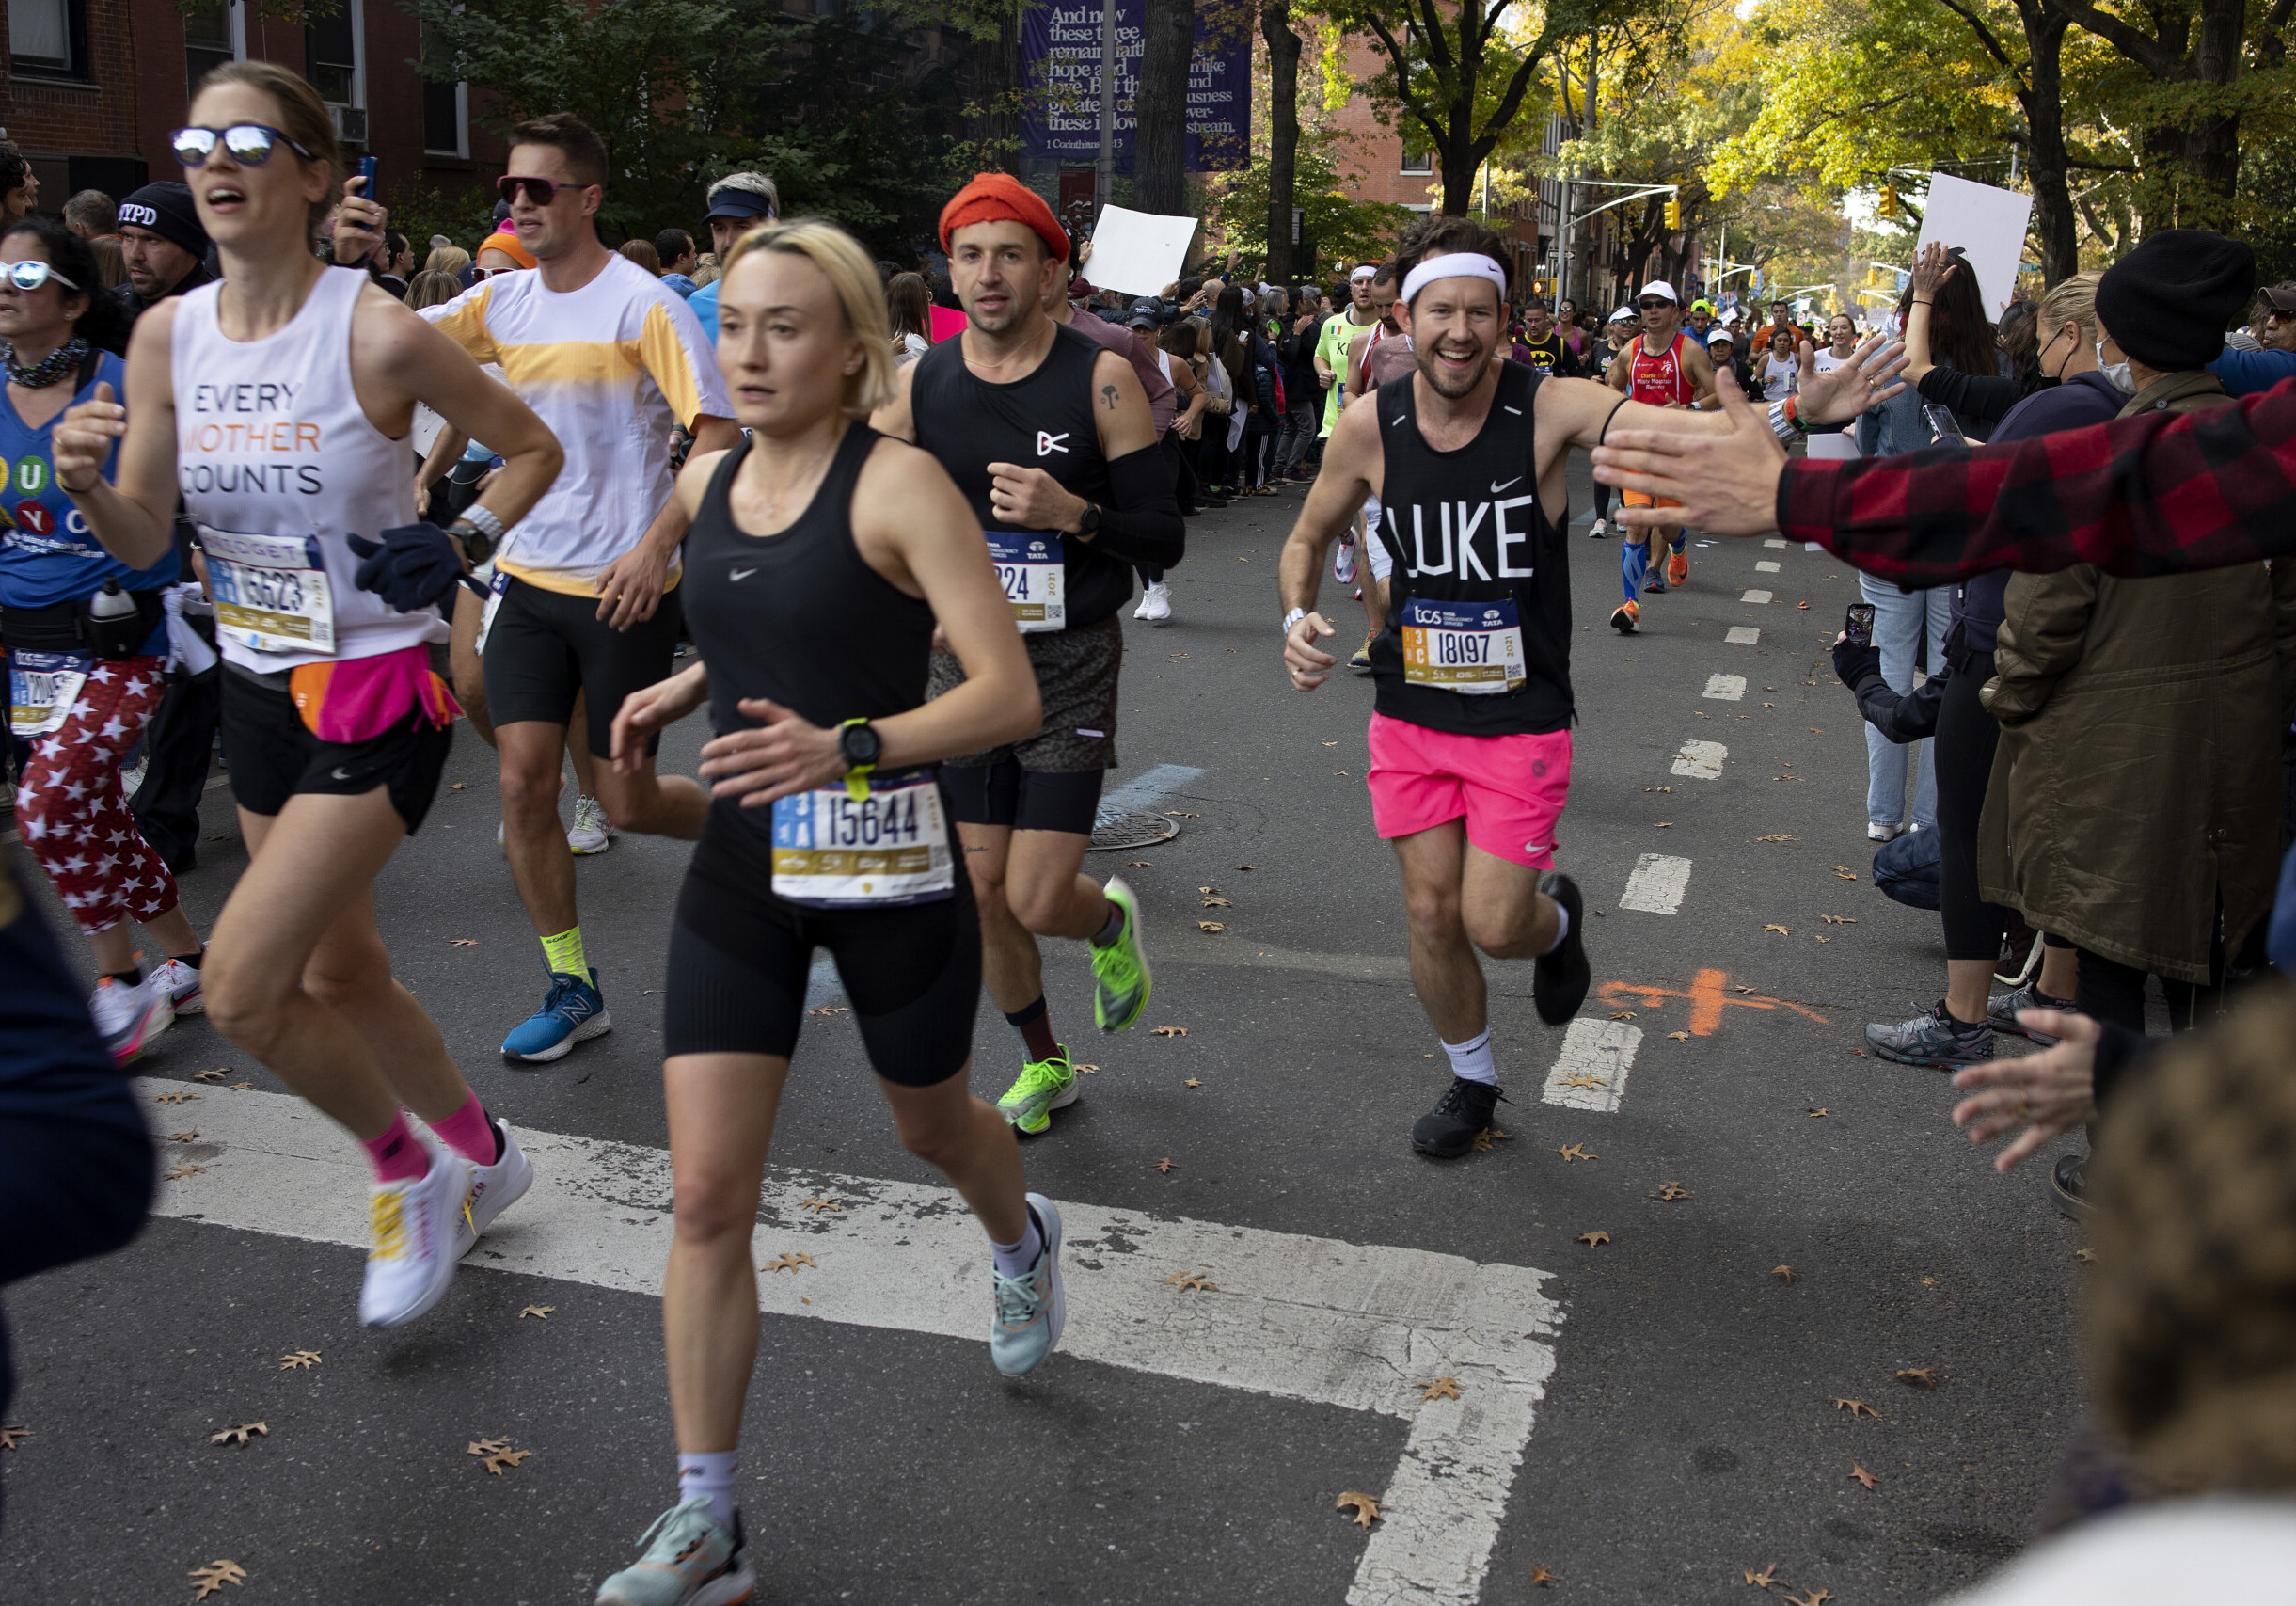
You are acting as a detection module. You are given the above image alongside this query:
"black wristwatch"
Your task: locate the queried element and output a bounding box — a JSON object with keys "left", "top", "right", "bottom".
{"left": 1076, "top": 501, "right": 1103, "bottom": 537}
{"left": 837, "top": 719, "right": 881, "bottom": 771}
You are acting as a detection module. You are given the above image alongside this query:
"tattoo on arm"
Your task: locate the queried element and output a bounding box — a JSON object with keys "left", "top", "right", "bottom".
{"left": 1102, "top": 384, "right": 1119, "bottom": 412}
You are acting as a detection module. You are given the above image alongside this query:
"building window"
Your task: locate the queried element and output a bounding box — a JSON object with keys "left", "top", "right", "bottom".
{"left": 420, "top": 21, "right": 467, "bottom": 155}
{"left": 1400, "top": 145, "right": 1432, "bottom": 175}
{"left": 183, "top": 0, "right": 244, "bottom": 98}
{"left": 11, "top": 0, "right": 87, "bottom": 78}
{"left": 307, "top": 1, "right": 359, "bottom": 108}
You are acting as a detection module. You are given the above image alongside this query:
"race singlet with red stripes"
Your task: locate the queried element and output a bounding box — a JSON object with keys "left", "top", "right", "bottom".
{"left": 1627, "top": 333, "right": 1694, "bottom": 408}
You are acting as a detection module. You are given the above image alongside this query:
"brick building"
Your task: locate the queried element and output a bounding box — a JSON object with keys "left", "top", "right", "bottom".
{"left": 2, "top": 0, "right": 500, "bottom": 225}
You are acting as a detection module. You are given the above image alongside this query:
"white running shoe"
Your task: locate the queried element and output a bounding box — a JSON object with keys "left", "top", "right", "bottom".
{"left": 569, "top": 795, "right": 613, "bottom": 855}
{"left": 89, "top": 972, "right": 173, "bottom": 1065}
{"left": 451, "top": 1119, "right": 535, "bottom": 1259}
{"left": 1589, "top": 519, "right": 1608, "bottom": 539}
{"left": 148, "top": 955, "right": 206, "bottom": 1015}
{"left": 359, "top": 1137, "right": 469, "bottom": 1328}
{"left": 1132, "top": 581, "right": 1173, "bottom": 625}
{"left": 1333, "top": 538, "right": 1357, "bottom": 584}
{"left": 1866, "top": 821, "right": 1901, "bottom": 842}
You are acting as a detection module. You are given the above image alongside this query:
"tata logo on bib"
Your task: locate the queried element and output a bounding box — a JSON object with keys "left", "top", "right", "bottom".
{"left": 1028, "top": 539, "right": 1050, "bottom": 557}
{"left": 1483, "top": 608, "right": 1503, "bottom": 625}
{"left": 1036, "top": 431, "right": 1069, "bottom": 457}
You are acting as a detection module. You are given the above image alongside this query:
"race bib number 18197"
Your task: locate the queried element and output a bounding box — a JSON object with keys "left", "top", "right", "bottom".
{"left": 1401, "top": 596, "right": 1528, "bottom": 695}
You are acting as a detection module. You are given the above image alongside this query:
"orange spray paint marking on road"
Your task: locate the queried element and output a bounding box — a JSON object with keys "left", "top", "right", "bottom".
{"left": 1595, "top": 968, "right": 1831, "bottom": 1036}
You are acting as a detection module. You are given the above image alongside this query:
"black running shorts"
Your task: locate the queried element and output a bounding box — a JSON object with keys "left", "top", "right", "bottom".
{"left": 663, "top": 819, "right": 981, "bottom": 1084}
{"left": 218, "top": 664, "right": 453, "bottom": 834}
{"left": 482, "top": 573, "right": 684, "bottom": 757}
{"left": 939, "top": 760, "right": 1105, "bottom": 836}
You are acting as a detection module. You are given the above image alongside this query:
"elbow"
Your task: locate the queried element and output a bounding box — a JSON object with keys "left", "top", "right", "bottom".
{"left": 522, "top": 433, "right": 565, "bottom": 484}
{"left": 991, "top": 680, "right": 1043, "bottom": 747}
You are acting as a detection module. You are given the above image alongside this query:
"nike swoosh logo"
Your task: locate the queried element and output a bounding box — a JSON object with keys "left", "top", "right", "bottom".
{"left": 729, "top": 567, "right": 757, "bottom": 581}
{"left": 1491, "top": 476, "right": 1522, "bottom": 494}
{"left": 330, "top": 766, "right": 356, "bottom": 782}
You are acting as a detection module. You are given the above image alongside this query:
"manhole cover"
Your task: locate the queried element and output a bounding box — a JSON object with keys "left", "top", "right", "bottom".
{"left": 1090, "top": 807, "right": 1180, "bottom": 851}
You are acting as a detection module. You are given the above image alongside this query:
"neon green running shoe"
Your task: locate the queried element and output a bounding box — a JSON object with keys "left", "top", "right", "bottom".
{"left": 1091, "top": 875, "right": 1152, "bottom": 1033}
{"left": 996, "top": 1045, "right": 1078, "bottom": 1136}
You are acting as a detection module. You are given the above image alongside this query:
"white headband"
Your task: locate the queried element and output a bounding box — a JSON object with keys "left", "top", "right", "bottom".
{"left": 1401, "top": 253, "right": 1507, "bottom": 308}
{"left": 1349, "top": 263, "right": 1379, "bottom": 281}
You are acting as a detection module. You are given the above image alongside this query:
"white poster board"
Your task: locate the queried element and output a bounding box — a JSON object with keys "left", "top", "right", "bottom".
{"left": 1083, "top": 205, "right": 1199, "bottom": 297}
{"left": 1914, "top": 173, "right": 2034, "bottom": 314}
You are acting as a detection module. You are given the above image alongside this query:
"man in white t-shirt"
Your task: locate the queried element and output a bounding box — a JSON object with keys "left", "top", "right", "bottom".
{"left": 415, "top": 114, "right": 738, "bottom": 1063}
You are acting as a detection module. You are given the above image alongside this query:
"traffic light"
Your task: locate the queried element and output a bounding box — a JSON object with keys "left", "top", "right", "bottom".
{"left": 1879, "top": 183, "right": 1899, "bottom": 219}
{"left": 1664, "top": 197, "right": 1682, "bottom": 231}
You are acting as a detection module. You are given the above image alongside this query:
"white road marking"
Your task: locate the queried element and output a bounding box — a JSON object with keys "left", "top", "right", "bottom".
{"left": 1763, "top": 537, "right": 1787, "bottom": 549}
{"left": 1702, "top": 674, "right": 1747, "bottom": 702}
{"left": 1805, "top": 542, "right": 1824, "bottom": 552}
{"left": 1725, "top": 627, "right": 1762, "bottom": 645}
{"left": 1541, "top": 1018, "right": 1639, "bottom": 1112}
{"left": 1754, "top": 561, "right": 1781, "bottom": 573}
{"left": 1670, "top": 739, "right": 1727, "bottom": 780}
{"left": 142, "top": 1081, "right": 1560, "bottom": 1606}
{"left": 1619, "top": 853, "right": 1692, "bottom": 914}
{"left": 1741, "top": 590, "right": 1773, "bottom": 604}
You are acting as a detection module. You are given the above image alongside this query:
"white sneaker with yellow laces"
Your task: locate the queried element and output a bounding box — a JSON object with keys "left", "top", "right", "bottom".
{"left": 358, "top": 1137, "right": 469, "bottom": 1328}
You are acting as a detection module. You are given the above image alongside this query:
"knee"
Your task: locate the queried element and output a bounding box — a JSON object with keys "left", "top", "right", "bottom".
{"left": 896, "top": 1114, "right": 966, "bottom": 1171}
{"left": 1465, "top": 907, "right": 1537, "bottom": 961}
{"left": 1402, "top": 883, "right": 1463, "bottom": 944}
{"left": 964, "top": 858, "right": 1012, "bottom": 918}
{"left": 1004, "top": 879, "right": 1070, "bottom": 935}
{"left": 202, "top": 949, "right": 292, "bottom": 1052}
{"left": 498, "top": 755, "right": 562, "bottom": 819}
{"left": 671, "top": 1172, "right": 760, "bottom": 1253}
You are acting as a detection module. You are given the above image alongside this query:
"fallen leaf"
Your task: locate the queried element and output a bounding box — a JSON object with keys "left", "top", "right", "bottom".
{"left": 1645, "top": 785, "right": 1672, "bottom": 793}
{"left": 1850, "top": 1048, "right": 1868, "bottom": 1058}
{"left": 167, "top": 1130, "right": 198, "bottom": 1142}
{"left": 1561, "top": 1073, "right": 1607, "bottom": 1089}
{"left": 188, "top": 1559, "right": 247, "bottom": 1598}
{"left": 1847, "top": 1463, "right": 1878, "bottom": 1490}
{"left": 230, "top": 1082, "right": 252, "bottom": 1090}
{"left": 1164, "top": 1270, "right": 1217, "bottom": 1293}
{"left": 277, "top": 1351, "right": 321, "bottom": 1370}
{"left": 1164, "top": 811, "right": 1198, "bottom": 819}
{"left": 1786, "top": 1592, "right": 1832, "bottom": 1606}
{"left": 1809, "top": 727, "right": 1824, "bottom": 733}
{"left": 1735, "top": 984, "right": 1756, "bottom": 994}
{"left": 1831, "top": 1398, "right": 1883, "bottom": 1419}
{"left": 449, "top": 781, "right": 471, "bottom": 789}
{"left": 1126, "top": 860, "right": 1154, "bottom": 867}
{"left": 1156, "top": 1157, "right": 1178, "bottom": 1173}
{"left": 1773, "top": 1265, "right": 1797, "bottom": 1284}
{"left": 1072, "top": 1063, "right": 1099, "bottom": 1074}
{"left": 1830, "top": 866, "right": 1859, "bottom": 880}
{"left": 1807, "top": 1107, "right": 1829, "bottom": 1117}
{"left": 1821, "top": 914, "right": 1856, "bottom": 924}
{"left": 806, "top": 1005, "right": 849, "bottom": 1016}
{"left": 1152, "top": 1026, "right": 1188, "bottom": 1038}
{"left": 1608, "top": 1010, "right": 1637, "bottom": 1021}
{"left": 1649, "top": 1182, "right": 1692, "bottom": 1201}
{"left": 1895, "top": 1368, "right": 1938, "bottom": 1390}
{"left": 1323, "top": 740, "right": 1338, "bottom": 747}
{"left": 1197, "top": 921, "right": 1227, "bottom": 933}
{"left": 193, "top": 1069, "right": 229, "bottom": 1083}
{"left": 1764, "top": 701, "right": 1776, "bottom": 707}
{"left": 800, "top": 1196, "right": 842, "bottom": 1213}
{"left": 1764, "top": 924, "right": 1792, "bottom": 935}
{"left": 1336, "top": 1489, "right": 1381, "bottom": 1528}
{"left": 1753, "top": 834, "right": 1797, "bottom": 842}
{"left": 1553, "top": 1142, "right": 1596, "bottom": 1161}
{"left": 0, "top": 1425, "right": 28, "bottom": 1450}
{"left": 1236, "top": 865, "right": 1254, "bottom": 871}
{"left": 2074, "top": 1247, "right": 2096, "bottom": 1263}
{"left": 1797, "top": 601, "right": 1812, "bottom": 612}
{"left": 758, "top": 1253, "right": 817, "bottom": 1274}
{"left": 1746, "top": 1562, "right": 1781, "bottom": 1587}
{"left": 1420, "top": 1377, "right": 1462, "bottom": 1401}
{"left": 1655, "top": 821, "right": 1672, "bottom": 828}
{"left": 450, "top": 938, "right": 478, "bottom": 947}
{"left": 166, "top": 1165, "right": 206, "bottom": 1181}
{"left": 154, "top": 1090, "right": 200, "bottom": 1105}
{"left": 1813, "top": 935, "right": 1832, "bottom": 943}
{"left": 1530, "top": 1565, "right": 1560, "bottom": 1586}
{"left": 519, "top": 1305, "right": 554, "bottom": 1320}
{"left": 209, "top": 1422, "right": 267, "bottom": 1448}
{"left": 1577, "top": 1231, "right": 1610, "bottom": 1247}
{"left": 1667, "top": 1030, "right": 1690, "bottom": 1042}
{"left": 469, "top": 1438, "right": 532, "bottom": 1475}
{"left": 1202, "top": 896, "right": 1232, "bottom": 908}
{"left": 1923, "top": 1276, "right": 1939, "bottom": 1286}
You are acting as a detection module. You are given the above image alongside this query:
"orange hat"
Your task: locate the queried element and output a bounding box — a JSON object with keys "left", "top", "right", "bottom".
{"left": 938, "top": 173, "right": 1069, "bottom": 263}
{"left": 477, "top": 230, "right": 537, "bottom": 270}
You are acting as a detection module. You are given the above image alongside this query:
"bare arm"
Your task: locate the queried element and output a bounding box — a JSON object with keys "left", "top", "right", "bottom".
{"left": 53, "top": 303, "right": 182, "bottom": 569}
{"left": 1684, "top": 340, "right": 1719, "bottom": 409}
{"left": 1902, "top": 242, "right": 1952, "bottom": 384}
{"left": 870, "top": 359, "right": 919, "bottom": 443}
{"left": 1342, "top": 330, "right": 1372, "bottom": 404}
{"left": 419, "top": 425, "right": 467, "bottom": 501}
{"left": 1278, "top": 401, "right": 1380, "bottom": 691}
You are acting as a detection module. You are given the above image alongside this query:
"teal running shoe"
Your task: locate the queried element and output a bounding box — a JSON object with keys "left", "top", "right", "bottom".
{"left": 502, "top": 966, "right": 611, "bottom": 1063}
{"left": 594, "top": 1499, "right": 753, "bottom": 1606}
{"left": 990, "top": 1194, "right": 1066, "bottom": 1377}
{"left": 996, "top": 1046, "right": 1078, "bottom": 1136}
{"left": 1090, "top": 876, "right": 1151, "bottom": 1033}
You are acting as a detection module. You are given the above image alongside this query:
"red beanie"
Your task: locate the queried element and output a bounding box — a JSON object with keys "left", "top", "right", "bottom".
{"left": 938, "top": 173, "right": 1069, "bottom": 263}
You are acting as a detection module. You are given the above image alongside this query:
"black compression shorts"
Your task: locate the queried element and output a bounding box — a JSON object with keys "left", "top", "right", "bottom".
{"left": 218, "top": 664, "right": 452, "bottom": 834}
{"left": 663, "top": 825, "right": 981, "bottom": 1083}
{"left": 482, "top": 574, "right": 683, "bottom": 757}
{"left": 940, "top": 760, "right": 1104, "bottom": 835}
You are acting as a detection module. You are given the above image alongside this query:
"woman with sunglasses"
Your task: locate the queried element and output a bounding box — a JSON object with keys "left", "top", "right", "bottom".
{"left": 52, "top": 60, "right": 565, "bottom": 1330}
{"left": 0, "top": 214, "right": 210, "bottom": 1065}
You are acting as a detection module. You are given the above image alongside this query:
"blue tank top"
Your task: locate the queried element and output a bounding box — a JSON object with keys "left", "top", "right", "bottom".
{"left": 0, "top": 349, "right": 178, "bottom": 618}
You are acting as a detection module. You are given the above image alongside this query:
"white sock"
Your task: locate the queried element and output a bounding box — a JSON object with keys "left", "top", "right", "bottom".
{"left": 1441, "top": 1029, "right": 1497, "bottom": 1086}
{"left": 990, "top": 1208, "right": 1045, "bottom": 1279}
{"left": 1543, "top": 903, "right": 1572, "bottom": 955}
{"left": 676, "top": 1451, "right": 739, "bottom": 1530}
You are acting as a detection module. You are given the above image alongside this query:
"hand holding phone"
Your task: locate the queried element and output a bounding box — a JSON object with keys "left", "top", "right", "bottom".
{"left": 1845, "top": 602, "right": 1876, "bottom": 647}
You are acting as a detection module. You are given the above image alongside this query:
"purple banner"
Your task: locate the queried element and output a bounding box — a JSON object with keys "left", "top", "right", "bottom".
{"left": 1021, "top": 1, "right": 1251, "bottom": 173}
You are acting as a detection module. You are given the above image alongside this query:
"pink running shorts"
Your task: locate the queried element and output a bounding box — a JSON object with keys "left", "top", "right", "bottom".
{"left": 1365, "top": 711, "right": 1572, "bottom": 868}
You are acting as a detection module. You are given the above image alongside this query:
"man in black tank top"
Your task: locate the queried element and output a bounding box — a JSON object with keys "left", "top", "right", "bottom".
{"left": 1275, "top": 216, "right": 1740, "bottom": 1159}
{"left": 874, "top": 174, "right": 1183, "bottom": 1138}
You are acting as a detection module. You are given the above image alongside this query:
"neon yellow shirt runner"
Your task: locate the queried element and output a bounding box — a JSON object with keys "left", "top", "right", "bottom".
{"left": 1317, "top": 310, "right": 1379, "bottom": 437}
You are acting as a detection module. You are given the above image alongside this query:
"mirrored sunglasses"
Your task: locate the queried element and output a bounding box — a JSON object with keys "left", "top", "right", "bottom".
{"left": 4, "top": 260, "right": 78, "bottom": 293}
{"left": 170, "top": 123, "right": 317, "bottom": 168}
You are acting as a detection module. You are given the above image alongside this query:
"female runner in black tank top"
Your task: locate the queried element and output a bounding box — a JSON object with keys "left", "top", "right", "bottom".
{"left": 594, "top": 220, "right": 1067, "bottom": 1603}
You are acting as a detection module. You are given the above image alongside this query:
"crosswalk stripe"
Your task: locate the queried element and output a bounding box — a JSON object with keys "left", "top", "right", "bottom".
{"left": 1725, "top": 626, "right": 1762, "bottom": 645}
{"left": 1541, "top": 1018, "right": 1639, "bottom": 1112}
{"left": 1620, "top": 853, "right": 1693, "bottom": 914}
{"left": 140, "top": 1079, "right": 1560, "bottom": 1606}
{"left": 1670, "top": 739, "right": 1726, "bottom": 780}
{"left": 1702, "top": 674, "right": 1747, "bottom": 702}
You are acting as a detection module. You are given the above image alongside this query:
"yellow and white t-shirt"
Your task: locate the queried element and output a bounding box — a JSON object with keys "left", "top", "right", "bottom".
{"left": 422, "top": 252, "right": 731, "bottom": 596}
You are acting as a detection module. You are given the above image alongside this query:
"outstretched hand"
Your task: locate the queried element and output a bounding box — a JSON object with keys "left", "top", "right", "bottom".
{"left": 1591, "top": 366, "right": 1786, "bottom": 538}
{"left": 1951, "top": 1010, "right": 2101, "bottom": 1172}
{"left": 1797, "top": 333, "right": 1908, "bottom": 426}
{"left": 1909, "top": 240, "right": 1958, "bottom": 300}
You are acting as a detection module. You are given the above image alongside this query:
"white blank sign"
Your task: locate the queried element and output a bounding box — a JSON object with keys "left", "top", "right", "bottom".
{"left": 1915, "top": 173, "right": 2034, "bottom": 314}
{"left": 1085, "top": 205, "right": 1199, "bottom": 296}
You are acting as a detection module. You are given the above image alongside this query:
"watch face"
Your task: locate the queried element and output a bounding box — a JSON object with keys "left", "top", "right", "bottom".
{"left": 844, "top": 724, "right": 881, "bottom": 767}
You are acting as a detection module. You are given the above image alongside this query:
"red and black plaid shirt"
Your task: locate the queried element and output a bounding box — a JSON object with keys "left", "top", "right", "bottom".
{"left": 1777, "top": 377, "right": 2296, "bottom": 586}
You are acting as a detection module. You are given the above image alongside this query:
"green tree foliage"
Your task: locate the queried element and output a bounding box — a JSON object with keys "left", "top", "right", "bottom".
{"left": 1206, "top": 125, "right": 1417, "bottom": 267}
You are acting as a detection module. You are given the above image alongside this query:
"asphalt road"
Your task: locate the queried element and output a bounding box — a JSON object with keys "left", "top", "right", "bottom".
{"left": 3, "top": 450, "right": 2089, "bottom": 1605}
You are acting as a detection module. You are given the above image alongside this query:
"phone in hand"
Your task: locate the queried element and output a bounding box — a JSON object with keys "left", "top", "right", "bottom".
{"left": 1922, "top": 404, "right": 1970, "bottom": 447}
{"left": 1845, "top": 602, "right": 1876, "bottom": 647}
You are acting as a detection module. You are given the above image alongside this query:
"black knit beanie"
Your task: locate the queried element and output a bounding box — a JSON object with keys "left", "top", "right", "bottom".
{"left": 118, "top": 182, "right": 210, "bottom": 262}
{"left": 2096, "top": 229, "right": 2255, "bottom": 371}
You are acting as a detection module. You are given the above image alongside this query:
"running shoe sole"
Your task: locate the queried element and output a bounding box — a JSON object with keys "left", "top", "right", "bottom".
{"left": 502, "top": 1010, "right": 613, "bottom": 1064}
{"left": 1092, "top": 877, "right": 1151, "bottom": 1034}
{"left": 1012, "top": 1080, "right": 1082, "bottom": 1137}
{"left": 1609, "top": 604, "right": 1638, "bottom": 634}
{"left": 1532, "top": 872, "right": 1591, "bottom": 1026}
{"left": 1864, "top": 1034, "right": 1990, "bottom": 1071}
{"left": 104, "top": 994, "right": 174, "bottom": 1066}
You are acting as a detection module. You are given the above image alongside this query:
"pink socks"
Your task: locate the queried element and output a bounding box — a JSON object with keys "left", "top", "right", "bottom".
{"left": 428, "top": 1092, "right": 499, "bottom": 1167}
{"left": 360, "top": 1112, "right": 429, "bottom": 1184}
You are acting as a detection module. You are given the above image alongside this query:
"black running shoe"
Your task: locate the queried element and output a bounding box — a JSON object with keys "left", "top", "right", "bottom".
{"left": 1411, "top": 1077, "right": 1501, "bottom": 1159}
{"left": 2051, "top": 1152, "right": 2093, "bottom": 1221}
{"left": 1532, "top": 872, "right": 1590, "bottom": 1026}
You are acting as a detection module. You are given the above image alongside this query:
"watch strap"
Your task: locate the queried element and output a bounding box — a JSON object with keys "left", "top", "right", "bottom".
{"left": 837, "top": 717, "right": 877, "bottom": 801}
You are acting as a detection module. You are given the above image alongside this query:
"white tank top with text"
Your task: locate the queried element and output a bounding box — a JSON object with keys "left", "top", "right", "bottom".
{"left": 172, "top": 266, "right": 425, "bottom": 673}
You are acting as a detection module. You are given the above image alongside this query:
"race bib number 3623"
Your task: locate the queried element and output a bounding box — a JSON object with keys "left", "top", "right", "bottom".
{"left": 769, "top": 776, "right": 955, "bottom": 908}
{"left": 1401, "top": 596, "right": 1528, "bottom": 695}
{"left": 985, "top": 530, "right": 1066, "bottom": 633}
{"left": 199, "top": 526, "right": 337, "bottom": 656}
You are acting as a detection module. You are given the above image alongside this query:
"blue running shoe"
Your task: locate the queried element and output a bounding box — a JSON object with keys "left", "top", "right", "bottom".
{"left": 502, "top": 967, "right": 612, "bottom": 1063}
{"left": 990, "top": 1193, "right": 1066, "bottom": 1377}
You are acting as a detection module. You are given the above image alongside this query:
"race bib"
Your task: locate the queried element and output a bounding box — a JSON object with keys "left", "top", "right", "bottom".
{"left": 8, "top": 649, "right": 91, "bottom": 739}
{"left": 986, "top": 530, "right": 1066, "bottom": 633}
{"left": 474, "top": 568, "right": 509, "bottom": 656}
{"left": 1401, "top": 597, "right": 1528, "bottom": 695}
{"left": 199, "top": 527, "right": 336, "bottom": 656}
{"left": 770, "top": 775, "right": 954, "bottom": 908}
